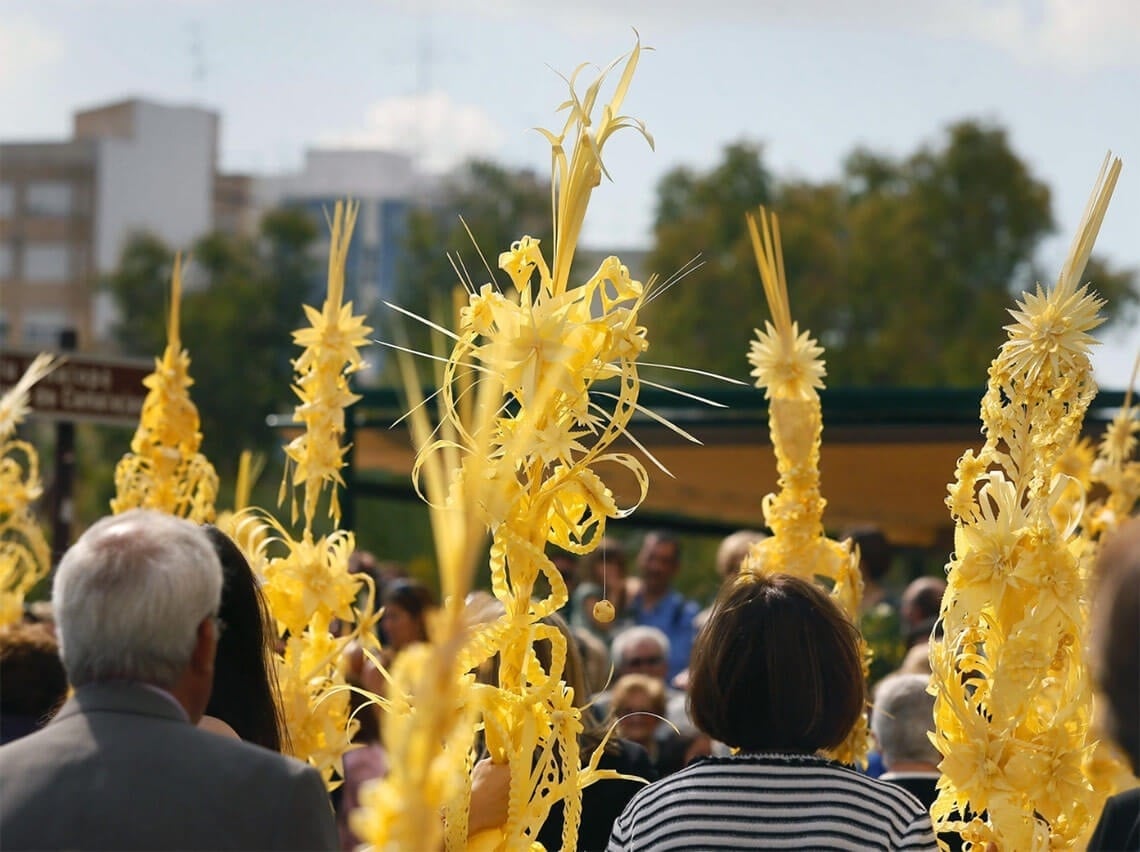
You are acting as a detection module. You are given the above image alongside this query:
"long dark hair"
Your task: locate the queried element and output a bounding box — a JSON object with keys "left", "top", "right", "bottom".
{"left": 202, "top": 525, "right": 288, "bottom": 753}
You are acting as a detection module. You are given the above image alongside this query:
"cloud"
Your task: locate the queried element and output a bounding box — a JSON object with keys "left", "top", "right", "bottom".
{"left": 398, "top": 0, "right": 1140, "bottom": 72}
{"left": 0, "top": 14, "right": 64, "bottom": 87}
{"left": 948, "top": 0, "right": 1140, "bottom": 73}
{"left": 320, "top": 91, "right": 506, "bottom": 173}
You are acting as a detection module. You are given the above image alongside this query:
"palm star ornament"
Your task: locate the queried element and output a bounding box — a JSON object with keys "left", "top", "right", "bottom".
{"left": 224, "top": 201, "right": 379, "bottom": 788}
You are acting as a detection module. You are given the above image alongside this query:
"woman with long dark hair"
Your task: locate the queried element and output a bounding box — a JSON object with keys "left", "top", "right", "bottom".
{"left": 200, "top": 525, "right": 288, "bottom": 753}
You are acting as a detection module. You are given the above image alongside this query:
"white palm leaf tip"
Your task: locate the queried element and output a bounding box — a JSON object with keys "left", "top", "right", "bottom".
{"left": 745, "top": 208, "right": 826, "bottom": 401}
{"left": 0, "top": 353, "right": 61, "bottom": 440}
{"left": 931, "top": 153, "right": 1121, "bottom": 851}
{"left": 1002, "top": 155, "right": 1118, "bottom": 389}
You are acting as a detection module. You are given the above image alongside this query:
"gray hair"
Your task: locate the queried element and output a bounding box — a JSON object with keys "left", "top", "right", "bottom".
{"left": 612, "top": 625, "right": 670, "bottom": 668}
{"left": 870, "top": 673, "right": 940, "bottom": 767}
{"left": 53, "top": 510, "right": 223, "bottom": 689}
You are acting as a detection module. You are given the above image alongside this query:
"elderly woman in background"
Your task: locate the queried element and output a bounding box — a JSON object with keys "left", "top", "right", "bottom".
{"left": 610, "top": 673, "right": 696, "bottom": 779}
{"left": 607, "top": 572, "right": 936, "bottom": 851}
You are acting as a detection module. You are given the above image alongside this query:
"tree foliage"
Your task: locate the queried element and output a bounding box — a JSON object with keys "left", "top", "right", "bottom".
{"left": 104, "top": 208, "right": 318, "bottom": 473}
{"left": 643, "top": 121, "right": 1138, "bottom": 387}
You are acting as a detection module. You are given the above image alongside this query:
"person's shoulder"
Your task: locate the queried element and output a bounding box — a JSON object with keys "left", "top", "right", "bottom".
{"left": 668, "top": 589, "right": 699, "bottom": 612}
{"left": 182, "top": 722, "right": 318, "bottom": 781}
{"left": 0, "top": 723, "right": 54, "bottom": 766}
{"left": 828, "top": 761, "right": 930, "bottom": 814}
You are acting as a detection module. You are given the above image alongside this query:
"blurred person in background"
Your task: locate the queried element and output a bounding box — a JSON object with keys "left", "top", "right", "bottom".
{"left": 693, "top": 529, "right": 768, "bottom": 633}
{"left": 1088, "top": 517, "right": 1140, "bottom": 851}
{"left": 379, "top": 578, "right": 436, "bottom": 664}
{"left": 899, "top": 575, "right": 946, "bottom": 650}
{"left": 610, "top": 673, "right": 699, "bottom": 779}
{"left": 200, "top": 525, "right": 288, "bottom": 752}
{"left": 844, "top": 524, "right": 904, "bottom": 685}
{"left": 572, "top": 623, "right": 614, "bottom": 697}
{"left": 591, "top": 626, "right": 695, "bottom": 739}
{"left": 870, "top": 673, "right": 961, "bottom": 851}
{"left": 0, "top": 622, "right": 68, "bottom": 745}
{"left": 628, "top": 531, "right": 699, "bottom": 681}
{"left": 870, "top": 674, "right": 941, "bottom": 803}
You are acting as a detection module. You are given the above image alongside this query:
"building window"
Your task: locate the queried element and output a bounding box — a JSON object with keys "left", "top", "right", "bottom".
{"left": 0, "top": 244, "right": 12, "bottom": 280}
{"left": 24, "top": 243, "right": 71, "bottom": 282}
{"left": 21, "top": 310, "right": 69, "bottom": 348}
{"left": 0, "top": 183, "right": 13, "bottom": 217}
{"left": 25, "top": 181, "right": 72, "bottom": 217}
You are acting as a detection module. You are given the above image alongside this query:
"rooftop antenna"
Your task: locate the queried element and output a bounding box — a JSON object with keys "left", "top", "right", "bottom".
{"left": 188, "top": 21, "right": 207, "bottom": 102}
{"left": 413, "top": 2, "right": 433, "bottom": 183}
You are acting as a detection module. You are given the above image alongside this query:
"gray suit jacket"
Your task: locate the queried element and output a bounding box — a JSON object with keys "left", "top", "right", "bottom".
{"left": 0, "top": 682, "right": 338, "bottom": 851}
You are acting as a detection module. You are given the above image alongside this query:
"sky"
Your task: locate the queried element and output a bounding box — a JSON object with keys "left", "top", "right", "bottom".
{"left": 3, "top": 0, "right": 1138, "bottom": 388}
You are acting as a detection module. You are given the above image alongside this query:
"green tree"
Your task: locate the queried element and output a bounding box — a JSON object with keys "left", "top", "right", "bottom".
{"left": 104, "top": 208, "right": 318, "bottom": 475}
{"left": 643, "top": 121, "right": 1138, "bottom": 387}
{"left": 643, "top": 141, "right": 774, "bottom": 381}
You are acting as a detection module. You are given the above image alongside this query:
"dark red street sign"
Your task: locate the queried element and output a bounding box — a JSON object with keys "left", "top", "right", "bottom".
{"left": 0, "top": 350, "right": 152, "bottom": 426}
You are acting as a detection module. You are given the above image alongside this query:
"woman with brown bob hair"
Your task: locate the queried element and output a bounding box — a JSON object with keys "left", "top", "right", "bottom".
{"left": 607, "top": 572, "right": 936, "bottom": 851}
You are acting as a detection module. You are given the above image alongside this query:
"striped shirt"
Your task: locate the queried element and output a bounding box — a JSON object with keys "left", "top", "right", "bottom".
{"left": 606, "top": 752, "right": 938, "bottom": 851}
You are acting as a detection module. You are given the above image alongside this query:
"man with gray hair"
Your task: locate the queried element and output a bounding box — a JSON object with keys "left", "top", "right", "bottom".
{"left": 0, "top": 510, "right": 337, "bottom": 851}
{"left": 870, "top": 673, "right": 941, "bottom": 805}
{"left": 870, "top": 673, "right": 961, "bottom": 851}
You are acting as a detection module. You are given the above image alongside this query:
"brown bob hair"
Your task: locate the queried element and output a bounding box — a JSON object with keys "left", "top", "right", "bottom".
{"left": 688, "top": 572, "right": 866, "bottom": 753}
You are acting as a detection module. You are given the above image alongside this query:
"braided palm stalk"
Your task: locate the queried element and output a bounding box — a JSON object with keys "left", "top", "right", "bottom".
{"left": 738, "top": 207, "right": 869, "bottom": 767}
{"left": 111, "top": 254, "right": 218, "bottom": 521}
{"left": 930, "top": 154, "right": 1121, "bottom": 851}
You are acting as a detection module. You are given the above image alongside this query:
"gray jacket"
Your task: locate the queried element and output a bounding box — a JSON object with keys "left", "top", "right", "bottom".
{"left": 0, "top": 682, "right": 338, "bottom": 851}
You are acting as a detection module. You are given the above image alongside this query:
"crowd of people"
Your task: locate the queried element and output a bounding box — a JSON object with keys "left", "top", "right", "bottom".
{"left": 0, "top": 511, "right": 1137, "bottom": 850}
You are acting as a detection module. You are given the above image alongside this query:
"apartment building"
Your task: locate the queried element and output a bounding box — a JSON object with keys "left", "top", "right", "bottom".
{"left": 254, "top": 148, "right": 427, "bottom": 310}
{"left": 1, "top": 98, "right": 234, "bottom": 350}
{"left": 0, "top": 140, "right": 98, "bottom": 348}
